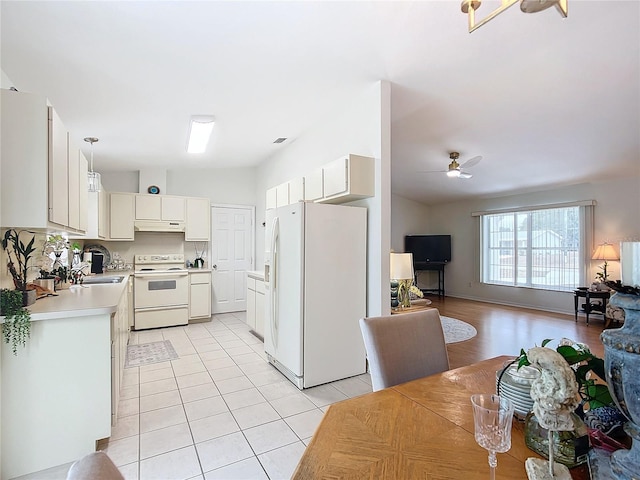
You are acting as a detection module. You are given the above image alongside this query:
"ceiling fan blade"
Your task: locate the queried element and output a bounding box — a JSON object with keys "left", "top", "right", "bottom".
{"left": 459, "top": 155, "right": 482, "bottom": 169}
{"left": 458, "top": 171, "right": 473, "bottom": 179}
{"left": 417, "top": 169, "right": 447, "bottom": 174}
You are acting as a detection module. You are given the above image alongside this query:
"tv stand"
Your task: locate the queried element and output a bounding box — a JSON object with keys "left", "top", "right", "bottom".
{"left": 414, "top": 262, "right": 446, "bottom": 297}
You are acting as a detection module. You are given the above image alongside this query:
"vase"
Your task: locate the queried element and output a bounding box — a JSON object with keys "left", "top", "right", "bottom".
{"left": 22, "top": 288, "right": 36, "bottom": 307}
{"left": 524, "top": 410, "right": 590, "bottom": 468}
{"left": 600, "top": 292, "right": 640, "bottom": 479}
{"left": 395, "top": 280, "right": 412, "bottom": 309}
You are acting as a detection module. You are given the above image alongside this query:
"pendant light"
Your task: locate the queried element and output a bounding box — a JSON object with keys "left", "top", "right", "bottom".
{"left": 84, "top": 137, "right": 101, "bottom": 192}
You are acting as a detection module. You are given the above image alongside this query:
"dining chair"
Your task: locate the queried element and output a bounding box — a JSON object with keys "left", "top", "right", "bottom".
{"left": 359, "top": 309, "right": 450, "bottom": 391}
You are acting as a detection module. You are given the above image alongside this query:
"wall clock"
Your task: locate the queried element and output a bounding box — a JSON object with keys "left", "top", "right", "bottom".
{"left": 147, "top": 185, "right": 160, "bottom": 194}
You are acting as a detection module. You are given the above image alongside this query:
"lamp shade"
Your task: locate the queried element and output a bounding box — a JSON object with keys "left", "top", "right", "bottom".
{"left": 592, "top": 243, "right": 619, "bottom": 261}
{"left": 390, "top": 253, "right": 414, "bottom": 280}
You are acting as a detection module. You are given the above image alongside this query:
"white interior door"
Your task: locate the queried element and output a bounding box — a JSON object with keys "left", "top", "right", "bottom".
{"left": 211, "top": 206, "right": 253, "bottom": 313}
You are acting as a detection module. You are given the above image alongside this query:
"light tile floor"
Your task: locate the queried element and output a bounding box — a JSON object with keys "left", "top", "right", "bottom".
{"left": 94, "top": 312, "right": 371, "bottom": 480}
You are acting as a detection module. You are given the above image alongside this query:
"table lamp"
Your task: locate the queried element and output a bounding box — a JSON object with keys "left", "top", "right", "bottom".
{"left": 592, "top": 242, "right": 619, "bottom": 282}
{"left": 391, "top": 253, "right": 414, "bottom": 308}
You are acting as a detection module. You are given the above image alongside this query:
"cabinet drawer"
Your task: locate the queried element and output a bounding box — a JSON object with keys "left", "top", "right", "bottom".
{"left": 255, "top": 279, "right": 265, "bottom": 294}
{"left": 247, "top": 276, "right": 256, "bottom": 291}
{"left": 190, "top": 272, "right": 211, "bottom": 284}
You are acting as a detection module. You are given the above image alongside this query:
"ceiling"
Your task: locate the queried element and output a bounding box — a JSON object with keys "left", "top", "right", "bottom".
{"left": 2, "top": 1, "right": 638, "bottom": 205}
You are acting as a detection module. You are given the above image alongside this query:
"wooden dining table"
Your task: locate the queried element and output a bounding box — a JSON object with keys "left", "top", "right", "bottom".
{"left": 293, "top": 356, "right": 591, "bottom": 479}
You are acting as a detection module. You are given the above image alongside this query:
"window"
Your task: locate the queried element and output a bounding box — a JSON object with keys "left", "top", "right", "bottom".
{"left": 479, "top": 205, "right": 591, "bottom": 291}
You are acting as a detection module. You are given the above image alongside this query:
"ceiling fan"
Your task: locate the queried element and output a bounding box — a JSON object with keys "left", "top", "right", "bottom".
{"left": 422, "top": 152, "right": 482, "bottom": 179}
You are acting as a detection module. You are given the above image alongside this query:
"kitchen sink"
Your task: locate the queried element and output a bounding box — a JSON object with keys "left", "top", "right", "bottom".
{"left": 81, "top": 275, "right": 125, "bottom": 285}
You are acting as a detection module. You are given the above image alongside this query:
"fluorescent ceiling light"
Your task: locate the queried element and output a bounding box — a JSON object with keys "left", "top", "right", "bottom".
{"left": 187, "top": 116, "right": 215, "bottom": 153}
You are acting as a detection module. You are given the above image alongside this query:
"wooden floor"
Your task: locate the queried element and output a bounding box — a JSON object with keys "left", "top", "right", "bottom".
{"left": 426, "top": 295, "right": 609, "bottom": 369}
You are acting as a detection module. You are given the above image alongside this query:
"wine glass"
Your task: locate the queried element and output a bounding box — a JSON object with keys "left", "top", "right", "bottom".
{"left": 470, "top": 394, "right": 514, "bottom": 480}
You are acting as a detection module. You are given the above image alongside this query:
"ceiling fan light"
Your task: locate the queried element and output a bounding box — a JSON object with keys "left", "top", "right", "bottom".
{"left": 447, "top": 169, "right": 461, "bottom": 178}
{"left": 520, "top": 0, "right": 558, "bottom": 13}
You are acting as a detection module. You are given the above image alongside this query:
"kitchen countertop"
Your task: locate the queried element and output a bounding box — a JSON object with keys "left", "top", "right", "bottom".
{"left": 188, "top": 268, "right": 212, "bottom": 273}
{"left": 24, "top": 274, "right": 130, "bottom": 321}
{"left": 247, "top": 270, "right": 265, "bottom": 280}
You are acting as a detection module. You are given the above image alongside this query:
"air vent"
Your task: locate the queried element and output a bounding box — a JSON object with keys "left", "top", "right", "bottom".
{"left": 273, "top": 137, "right": 287, "bottom": 144}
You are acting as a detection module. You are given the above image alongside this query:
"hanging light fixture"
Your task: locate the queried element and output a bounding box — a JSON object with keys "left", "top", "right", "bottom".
{"left": 84, "top": 137, "right": 101, "bottom": 192}
{"left": 461, "top": 0, "right": 568, "bottom": 33}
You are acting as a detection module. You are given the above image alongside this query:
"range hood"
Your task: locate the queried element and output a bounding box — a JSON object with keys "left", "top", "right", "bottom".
{"left": 134, "top": 220, "right": 185, "bottom": 233}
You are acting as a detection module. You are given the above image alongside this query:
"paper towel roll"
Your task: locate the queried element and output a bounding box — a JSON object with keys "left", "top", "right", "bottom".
{"left": 83, "top": 252, "right": 92, "bottom": 263}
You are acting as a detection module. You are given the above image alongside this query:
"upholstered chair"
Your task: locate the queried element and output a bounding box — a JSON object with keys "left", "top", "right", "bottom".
{"left": 359, "top": 309, "right": 450, "bottom": 392}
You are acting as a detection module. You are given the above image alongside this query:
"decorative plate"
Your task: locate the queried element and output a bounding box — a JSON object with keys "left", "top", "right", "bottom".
{"left": 147, "top": 185, "right": 160, "bottom": 194}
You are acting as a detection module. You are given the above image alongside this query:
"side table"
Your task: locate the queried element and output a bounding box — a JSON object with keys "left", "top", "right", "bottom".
{"left": 574, "top": 288, "right": 610, "bottom": 326}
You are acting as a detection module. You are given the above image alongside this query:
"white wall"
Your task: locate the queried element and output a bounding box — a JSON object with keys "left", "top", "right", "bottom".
{"left": 167, "top": 168, "right": 256, "bottom": 206}
{"left": 419, "top": 177, "right": 640, "bottom": 314}
{"left": 1, "top": 69, "right": 15, "bottom": 89}
{"left": 100, "top": 172, "right": 139, "bottom": 193}
{"left": 256, "top": 81, "right": 391, "bottom": 316}
{"left": 390, "top": 193, "right": 431, "bottom": 253}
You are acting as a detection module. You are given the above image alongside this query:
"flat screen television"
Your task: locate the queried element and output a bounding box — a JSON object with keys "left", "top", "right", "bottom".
{"left": 404, "top": 235, "right": 452, "bottom": 264}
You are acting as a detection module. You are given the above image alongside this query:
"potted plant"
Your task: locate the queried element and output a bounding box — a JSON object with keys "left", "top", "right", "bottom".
{"left": 518, "top": 339, "right": 626, "bottom": 434}
{"left": 2, "top": 229, "right": 38, "bottom": 306}
{"left": 0, "top": 288, "right": 31, "bottom": 355}
{"left": 517, "top": 338, "right": 613, "bottom": 410}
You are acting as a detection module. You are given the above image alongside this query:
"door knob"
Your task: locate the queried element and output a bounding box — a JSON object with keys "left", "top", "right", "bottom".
{"left": 213, "top": 264, "right": 217, "bottom": 270}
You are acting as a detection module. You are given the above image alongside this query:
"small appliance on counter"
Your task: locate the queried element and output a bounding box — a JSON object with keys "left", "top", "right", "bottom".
{"left": 90, "top": 253, "right": 104, "bottom": 274}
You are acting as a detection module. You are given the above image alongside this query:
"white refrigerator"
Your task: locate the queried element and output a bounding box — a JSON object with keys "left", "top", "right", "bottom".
{"left": 264, "top": 201, "right": 367, "bottom": 389}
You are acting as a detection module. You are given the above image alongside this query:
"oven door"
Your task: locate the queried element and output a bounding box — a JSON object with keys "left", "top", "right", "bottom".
{"left": 134, "top": 271, "right": 189, "bottom": 309}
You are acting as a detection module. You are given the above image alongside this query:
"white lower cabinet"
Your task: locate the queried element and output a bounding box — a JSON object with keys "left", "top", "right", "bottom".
{"left": 246, "top": 273, "right": 265, "bottom": 337}
{"left": 111, "top": 281, "right": 131, "bottom": 425}
{"left": 189, "top": 271, "right": 212, "bottom": 319}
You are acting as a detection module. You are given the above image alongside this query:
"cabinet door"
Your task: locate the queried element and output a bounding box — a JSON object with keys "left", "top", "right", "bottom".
{"left": 109, "top": 193, "right": 135, "bottom": 240}
{"left": 246, "top": 286, "right": 256, "bottom": 330}
{"left": 78, "top": 150, "right": 89, "bottom": 233}
{"left": 186, "top": 197, "right": 211, "bottom": 241}
{"left": 255, "top": 289, "right": 265, "bottom": 337}
{"left": 289, "top": 177, "right": 305, "bottom": 204}
{"left": 266, "top": 187, "right": 277, "bottom": 210}
{"left": 304, "top": 168, "right": 323, "bottom": 201}
{"left": 135, "top": 194, "right": 161, "bottom": 220}
{"left": 275, "top": 182, "right": 290, "bottom": 208}
{"left": 98, "top": 187, "right": 108, "bottom": 239}
{"left": 190, "top": 282, "right": 212, "bottom": 319}
{"left": 322, "top": 157, "right": 349, "bottom": 198}
{"left": 1, "top": 90, "right": 49, "bottom": 229}
{"left": 162, "top": 196, "right": 185, "bottom": 221}
{"left": 68, "top": 142, "right": 80, "bottom": 230}
{"left": 48, "top": 108, "right": 70, "bottom": 227}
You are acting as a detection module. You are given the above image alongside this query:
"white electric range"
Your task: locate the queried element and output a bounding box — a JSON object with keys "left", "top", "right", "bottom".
{"left": 133, "top": 254, "right": 189, "bottom": 330}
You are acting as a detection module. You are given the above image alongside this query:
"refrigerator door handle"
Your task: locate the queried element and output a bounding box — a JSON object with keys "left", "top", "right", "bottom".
{"left": 270, "top": 216, "right": 279, "bottom": 349}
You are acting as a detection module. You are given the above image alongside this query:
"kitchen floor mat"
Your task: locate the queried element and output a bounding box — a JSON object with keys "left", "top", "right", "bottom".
{"left": 125, "top": 340, "right": 179, "bottom": 368}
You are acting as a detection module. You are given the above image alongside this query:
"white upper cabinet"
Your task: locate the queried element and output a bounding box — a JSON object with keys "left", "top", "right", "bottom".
{"left": 78, "top": 150, "right": 89, "bottom": 233}
{"left": 288, "top": 177, "right": 305, "bottom": 204}
{"left": 162, "top": 196, "right": 185, "bottom": 221}
{"left": 275, "top": 182, "right": 290, "bottom": 208}
{"left": 135, "top": 194, "right": 161, "bottom": 220}
{"left": 318, "top": 154, "right": 374, "bottom": 204}
{"left": 135, "top": 194, "right": 185, "bottom": 221}
{"left": 267, "top": 178, "right": 305, "bottom": 209}
{"left": 1, "top": 89, "right": 88, "bottom": 233}
{"left": 266, "top": 154, "right": 374, "bottom": 210}
{"left": 185, "top": 197, "right": 210, "bottom": 241}
{"left": 109, "top": 193, "right": 135, "bottom": 241}
{"left": 48, "top": 108, "right": 69, "bottom": 228}
{"left": 266, "top": 187, "right": 277, "bottom": 210}
{"left": 304, "top": 168, "right": 323, "bottom": 202}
